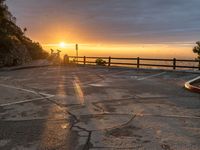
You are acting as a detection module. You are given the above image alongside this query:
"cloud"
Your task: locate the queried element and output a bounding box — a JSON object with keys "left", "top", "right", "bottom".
{"left": 6, "top": 0, "right": 200, "bottom": 44}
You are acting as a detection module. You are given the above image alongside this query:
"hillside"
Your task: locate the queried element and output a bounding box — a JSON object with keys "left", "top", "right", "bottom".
{"left": 0, "top": 0, "right": 48, "bottom": 67}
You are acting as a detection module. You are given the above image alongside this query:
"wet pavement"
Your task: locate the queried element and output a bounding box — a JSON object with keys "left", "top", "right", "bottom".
{"left": 0, "top": 66, "right": 199, "bottom": 150}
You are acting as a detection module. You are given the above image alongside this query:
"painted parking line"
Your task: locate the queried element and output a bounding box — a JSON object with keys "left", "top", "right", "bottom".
{"left": 137, "top": 72, "right": 166, "bottom": 81}
{"left": 0, "top": 84, "right": 55, "bottom": 107}
{"left": 142, "top": 113, "right": 200, "bottom": 119}
{"left": 0, "top": 96, "right": 54, "bottom": 107}
{"left": 0, "top": 84, "right": 54, "bottom": 97}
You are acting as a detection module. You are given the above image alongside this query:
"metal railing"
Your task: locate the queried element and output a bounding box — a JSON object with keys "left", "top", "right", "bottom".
{"left": 67, "top": 56, "right": 200, "bottom": 70}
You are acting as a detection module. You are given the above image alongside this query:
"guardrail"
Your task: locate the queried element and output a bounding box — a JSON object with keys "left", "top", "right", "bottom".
{"left": 67, "top": 56, "right": 200, "bottom": 70}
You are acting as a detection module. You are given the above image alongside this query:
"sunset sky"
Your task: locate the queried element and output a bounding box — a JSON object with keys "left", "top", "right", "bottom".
{"left": 6, "top": 0, "right": 200, "bottom": 58}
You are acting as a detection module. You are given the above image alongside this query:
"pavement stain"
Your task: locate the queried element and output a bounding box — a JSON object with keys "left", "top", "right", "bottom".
{"left": 106, "top": 125, "right": 142, "bottom": 137}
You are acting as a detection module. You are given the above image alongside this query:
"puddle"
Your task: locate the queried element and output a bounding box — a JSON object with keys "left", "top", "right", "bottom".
{"left": 89, "top": 83, "right": 106, "bottom": 87}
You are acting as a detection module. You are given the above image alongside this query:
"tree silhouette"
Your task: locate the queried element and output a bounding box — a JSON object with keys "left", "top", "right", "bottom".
{"left": 23, "top": 27, "right": 27, "bottom": 34}
{"left": 193, "top": 41, "right": 200, "bottom": 60}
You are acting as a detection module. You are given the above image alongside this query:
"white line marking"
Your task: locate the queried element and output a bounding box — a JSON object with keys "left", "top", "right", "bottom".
{"left": 142, "top": 113, "right": 200, "bottom": 119}
{"left": 0, "top": 84, "right": 55, "bottom": 106}
{"left": 0, "top": 96, "right": 54, "bottom": 107}
{"left": 137, "top": 72, "right": 166, "bottom": 81}
{"left": 0, "top": 84, "right": 54, "bottom": 97}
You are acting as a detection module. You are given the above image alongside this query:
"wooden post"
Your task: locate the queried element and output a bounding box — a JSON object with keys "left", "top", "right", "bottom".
{"left": 173, "top": 58, "right": 176, "bottom": 70}
{"left": 84, "top": 56, "right": 86, "bottom": 65}
{"left": 137, "top": 57, "right": 140, "bottom": 69}
{"left": 108, "top": 56, "right": 111, "bottom": 67}
{"left": 199, "top": 60, "right": 200, "bottom": 70}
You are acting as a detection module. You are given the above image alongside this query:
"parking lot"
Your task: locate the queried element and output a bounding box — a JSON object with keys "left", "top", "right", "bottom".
{"left": 0, "top": 65, "right": 199, "bottom": 150}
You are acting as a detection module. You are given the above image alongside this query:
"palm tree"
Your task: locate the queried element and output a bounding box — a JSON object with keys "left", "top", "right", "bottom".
{"left": 193, "top": 41, "right": 200, "bottom": 60}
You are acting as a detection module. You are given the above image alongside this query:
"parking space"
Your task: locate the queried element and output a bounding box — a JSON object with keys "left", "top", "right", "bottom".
{"left": 0, "top": 66, "right": 199, "bottom": 150}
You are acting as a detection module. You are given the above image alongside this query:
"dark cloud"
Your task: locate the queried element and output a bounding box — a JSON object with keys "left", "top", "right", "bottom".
{"left": 6, "top": 0, "right": 200, "bottom": 44}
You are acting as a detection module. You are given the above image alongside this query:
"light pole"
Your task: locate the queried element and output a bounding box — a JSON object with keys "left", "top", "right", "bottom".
{"left": 76, "top": 44, "right": 78, "bottom": 63}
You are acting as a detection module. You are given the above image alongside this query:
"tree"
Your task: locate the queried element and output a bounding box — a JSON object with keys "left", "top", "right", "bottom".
{"left": 0, "top": 0, "right": 49, "bottom": 66}
{"left": 23, "top": 27, "right": 27, "bottom": 34}
{"left": 193, "top": 41, "right": 200, "bottom": 60}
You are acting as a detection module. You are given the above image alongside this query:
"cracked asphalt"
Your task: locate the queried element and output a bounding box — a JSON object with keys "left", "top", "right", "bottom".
{"left": 0, "top": 66, "right": 199, "bottom": 150}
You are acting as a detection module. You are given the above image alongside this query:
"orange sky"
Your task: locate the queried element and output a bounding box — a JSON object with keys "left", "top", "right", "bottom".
{"left": 42, "top": 43, "right": 196, "bottom": 59}
{"left": 7, "top": 0, "right": 199, "bottom": 59}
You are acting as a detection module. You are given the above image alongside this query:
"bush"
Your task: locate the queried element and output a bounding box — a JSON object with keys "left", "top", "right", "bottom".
{"left": 95, "top": 58, "right": 106, "bottom": 66}
{"left": 193, "top": 41, "right": 200, "bottom": 60}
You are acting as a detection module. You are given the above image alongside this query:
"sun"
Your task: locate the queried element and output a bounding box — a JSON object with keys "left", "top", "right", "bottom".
{"left": 59, "top": 42, "right": 67, "bottom": 48}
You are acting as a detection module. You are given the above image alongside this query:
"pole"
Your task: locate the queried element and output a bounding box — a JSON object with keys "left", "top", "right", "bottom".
{"left": 76, "top": 44, "right": 78, "bottom": 64}
{"left": 137, "top": 57, "right": 140, "bottom": 69}
{"left": 84, "top": 56, "right": 86, "bottom": 65}
{"left": 108, "top": 56, "right": 111, "bottom": 67}
{"left": 173, "top": 58, "right": 176, "bottom": 70}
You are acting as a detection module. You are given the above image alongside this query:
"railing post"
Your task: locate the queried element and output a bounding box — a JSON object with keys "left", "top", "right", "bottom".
{"left": 137, "top": 57, "right": 140, "bottom": 69}
{"left": 173, "top": 58, "right": 176, "bottom": 70}
{"left": 108, "top": 56, "right": 111, "bottom": 67}
{"left": 198, "top": 60, "right": 200, "bottom": 70}
{"left": 84, "top": 56, "right": 86, "bottom": 65}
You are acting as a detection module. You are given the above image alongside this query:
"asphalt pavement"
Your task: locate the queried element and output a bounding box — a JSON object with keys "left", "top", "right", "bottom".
{"left": 0, "top": 65, "right": 199, "bottom": 150}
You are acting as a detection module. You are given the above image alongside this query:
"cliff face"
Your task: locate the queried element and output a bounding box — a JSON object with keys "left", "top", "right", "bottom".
{"left": 0, "top": 0, "right": 48, "bottom": 67}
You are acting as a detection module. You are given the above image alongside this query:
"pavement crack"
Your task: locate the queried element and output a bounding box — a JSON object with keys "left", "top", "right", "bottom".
{"left": 83, "top": 131, "right": 92, "bottom": 150}
{"left": 104, "top": 114, "right": 136, "bottom": 132}
{"left": 72, "top": 125, "right": 92, "bottom": 150}
{"left": 39, "top": 94, "right": 80, "bottom": 125}
{"left": 73, "top": 125, "right": 90, "bottom": 132}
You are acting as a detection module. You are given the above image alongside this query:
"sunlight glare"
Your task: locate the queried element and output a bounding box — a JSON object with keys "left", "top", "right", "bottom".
{"left": 59, "top": 42, "right": 67, "bottom": 48}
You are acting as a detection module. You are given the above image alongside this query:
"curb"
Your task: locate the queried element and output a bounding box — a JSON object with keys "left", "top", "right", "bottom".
{"left": 185, "top": 76, "right": 200, "bottom": 93}
{"left": 10, "top": 65, "right": 52, "bottom": 71}
{"left": 0, "top": 65, "right": 53, "bottom": 72}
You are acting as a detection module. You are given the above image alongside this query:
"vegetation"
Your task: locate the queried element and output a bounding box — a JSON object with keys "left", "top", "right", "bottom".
{"left": 193, "top": 41, "right": 200, "bottom": 60}
{"left": 24, "top": 40, "right": 49, "bottom": 60}
{"left": 0, "top": 0, "right": 48, "bottom": 66}
{"left": 95, "top": 58, "right": 106, "bottom": 66}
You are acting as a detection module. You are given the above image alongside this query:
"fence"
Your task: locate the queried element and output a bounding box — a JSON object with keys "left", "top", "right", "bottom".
{"left": 67, "top": 56, "right": 200, "bottom": 70}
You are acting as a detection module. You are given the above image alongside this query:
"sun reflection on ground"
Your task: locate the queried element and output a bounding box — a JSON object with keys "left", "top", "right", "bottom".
{"left": 39, "top": 68, "right": 70, "bottom": 149}
{"left": 73, "top": 76, "right": 85, "bottom": 105}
